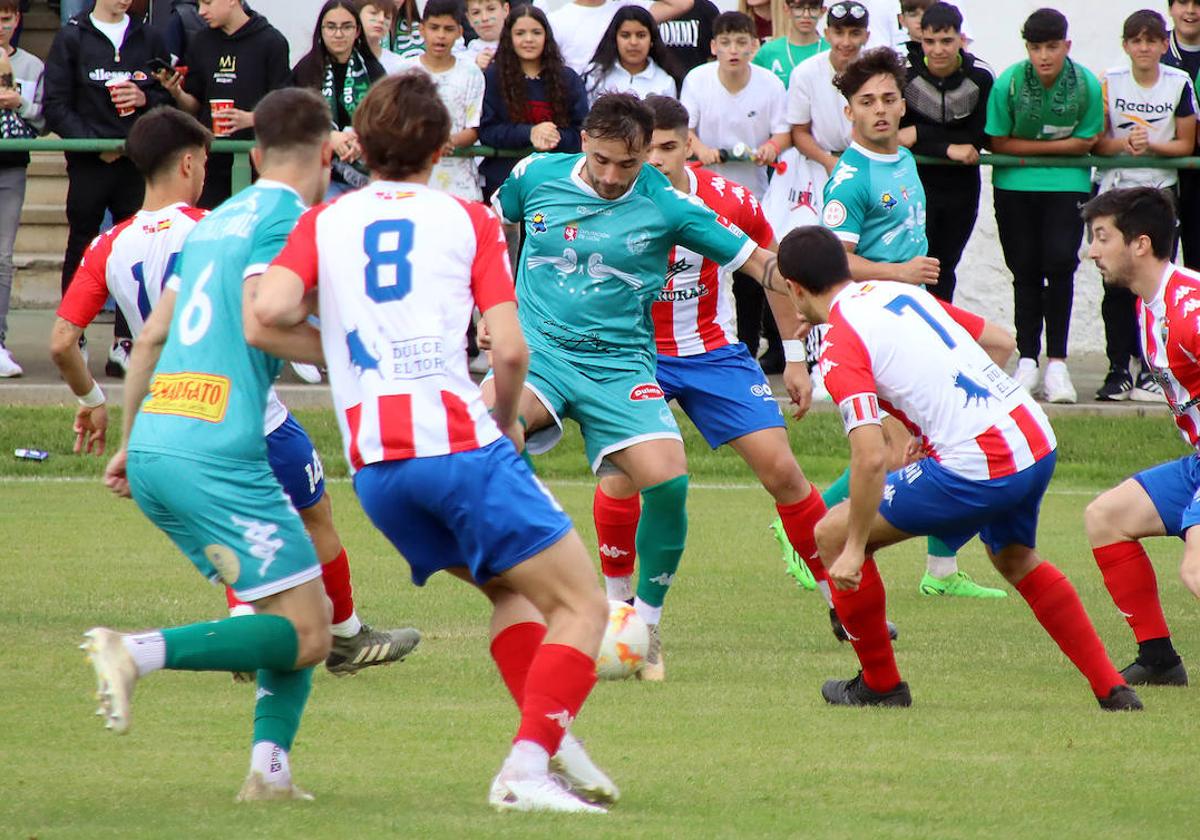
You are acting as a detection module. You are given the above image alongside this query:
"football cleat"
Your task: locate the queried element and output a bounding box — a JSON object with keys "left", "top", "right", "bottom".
{"left": 918, "top": 570, "right": 1007, "bottom": 599}
{"left": 325, "top": 624, "right": 421, "bottom": 676}
{"left": 1098, "top": 684, "right": 1144, "bottom": 712}
{"left": 81, "top": 627, "right": 139, "bottom": 735}
{"left": 488, "top": 773, "right": 607, "bottom": 814}
{"left": 1119, "top": 658, "right": 1188, "bottom": 687}
{"left": 236, "top": 771, "right": 315, "bottom": 802}
{"left": 550, "top": 733, "right": 619, "bottom": 805}
{"left": 770, "top": 518, "right": 816, "bottom": 591}
{"left": 829, "top": 607, "right": 898, "bottom": 643}
{"left": 821, "top": 672, "right": 912, "bottom": 707}
{"left": 636, "top": 622, "right": 664, "bottom": 682}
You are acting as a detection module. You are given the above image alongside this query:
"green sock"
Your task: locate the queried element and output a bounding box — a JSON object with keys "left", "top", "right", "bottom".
{"left": 822, "top": 467, "right": 851, "bottom": 507}
{"left": 635, "top": 475, "right": 689, "bottom": 609}
{"left": 927, "top": 536, "right": 955, "bottom": 559}
{"left": 162, "top": 614, "right": 299, "bottom": 672}
{"left": 253, "top": 666, "right": 314, "bottom": 752}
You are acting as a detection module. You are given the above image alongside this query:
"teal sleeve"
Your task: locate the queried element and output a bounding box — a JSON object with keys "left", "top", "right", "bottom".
{"left": 666, "top": 186, "right": 752, "bottom": 267}
{"left": 985, "top": 66, "right": 1014, "bottom": 138}
{"left": 821, "top": 162, "right": 867, "bottom": 242}
{"left": 1074, "top": 69, "right": 1105, "bottom": 138}
{"left": 246, "top": 213, "right": 297, "bottom": 273}
{"left": 493, "top": 152, "right": 541, "bottom": 224}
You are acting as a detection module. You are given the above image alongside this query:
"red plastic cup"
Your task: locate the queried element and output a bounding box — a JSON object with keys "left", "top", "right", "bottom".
{"left": 210, "top": 98, "right": 235, "bottom": 136}
{"left": 106, "top": 78, "right": 134, "bottom": 118}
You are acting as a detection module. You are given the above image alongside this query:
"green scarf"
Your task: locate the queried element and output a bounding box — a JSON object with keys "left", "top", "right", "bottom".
{"left": 321, "top": 50, "right": 371, "bottom": 129}
{"left": 1010, "top": 57, "right": 1088, "bottom": 140}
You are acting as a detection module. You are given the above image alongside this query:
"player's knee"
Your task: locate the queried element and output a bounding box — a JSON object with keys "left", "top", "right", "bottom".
{"left": 1084, "top": 492, "right": 1122, "bottom": 546}
{"left": 814, "top": 515, "right": 843, "bottom": 568}
{"left": 293, "top": 614, "right": 333, "bottom": 667}
{"left": 758, "top": 453, "right": 806, "bottom": 500}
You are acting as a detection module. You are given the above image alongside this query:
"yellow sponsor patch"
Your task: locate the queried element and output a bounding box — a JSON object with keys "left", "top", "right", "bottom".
{"left": 143, "top": 372, "right": 231, "bottom": 423}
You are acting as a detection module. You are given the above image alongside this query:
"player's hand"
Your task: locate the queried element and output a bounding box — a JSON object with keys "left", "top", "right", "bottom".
{"left": 692, "top": 141, "right": 720, "bottom": 166}
{"left": 502, "top": 420, "right": 525, "bottom": 452}
{"left": 897, "top": 256, "right": 940, "bottom": 286}
{"left": 828, "top": 548, "right": 865, "bottom": 591}
{"left": 946, "top": 143, "right": 979, "bottom": 165}
{"left": 104, "top": 447, "right": 131, "bottom": 498}
{"left": 902, "top": 435, "right": 925, "bottom": 467}
{"left": 475, "top": 48, "right": 495, "bottom": 69}
{"left": 0, "top": 88, "right": 21, "bottom": 110}
{"left": 73, "top": 404, "right": 108, "bottom": 456}
{"left": 783, "top": 362, "right": 812, "bottom": 419}
{"left": 476, "top": 317, "right": 492, "bottom": 351}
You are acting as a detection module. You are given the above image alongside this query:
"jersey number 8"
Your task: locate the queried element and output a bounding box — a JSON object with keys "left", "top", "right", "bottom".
{"left": 364, "top": 219, "right": 415, "bottom": 303}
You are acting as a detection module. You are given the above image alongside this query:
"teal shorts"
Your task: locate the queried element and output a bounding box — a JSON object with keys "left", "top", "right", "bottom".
{"left": 521, "top": 348, "right": 682, "bottom": 474}
{"left": 127, "top": 449, "right": 322, "bottom": 601}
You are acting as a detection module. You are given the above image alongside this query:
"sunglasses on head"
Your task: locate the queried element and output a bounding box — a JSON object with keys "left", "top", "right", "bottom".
{"left": 828, "top": 2, "right": 866, "bottom": 21}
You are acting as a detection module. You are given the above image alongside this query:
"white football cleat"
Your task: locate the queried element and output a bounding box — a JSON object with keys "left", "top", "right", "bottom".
{"left": 636, "top": 623, "right": 664, "bottom": 682}
{"left": 236, "top": 771, "right": 314, "bottom": 802}
{"left": 550, "top": 733, "right": 619, "bottom": 805}
{"left": 81, "top": 627, "right": 138, "bottom": 735}
{"left": 488, "top": 772, "right": 607, "bottom": 814}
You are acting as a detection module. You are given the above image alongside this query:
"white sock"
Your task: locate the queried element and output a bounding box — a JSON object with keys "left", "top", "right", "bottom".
{"left": 816, "top": 579, "right": 833, "bottom": 609}
{"left": 926, "top": 555, "right": 958, "bottom": 579}
{"left": 330, "top": 612, "right": 362, "bottom": 639}
{"left": 604, "top": 575, "right": 633, "bottom": 602}
{"left": 122, "top": 631, "right": 165, "bottom": 676}
{"left": 228, "top": 604, "right": 255, "bottom": 618}
{"left": 505, "top": 740, "right": 550, "bottom": 779}
{"left": 633, "top": 597, "right": 662, "bottom": 627}
{"left": 251, "top": 740, "right": 290, "bottom": 786}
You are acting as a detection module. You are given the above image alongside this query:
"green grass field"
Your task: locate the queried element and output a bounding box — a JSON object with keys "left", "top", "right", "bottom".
{"left": 4, "top": 405, "right": 1200, "bottom": 839}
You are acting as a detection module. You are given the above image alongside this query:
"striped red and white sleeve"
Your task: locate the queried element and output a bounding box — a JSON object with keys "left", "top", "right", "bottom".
{"left": 458, "top": 199, "right": 516, "bottom": 313}
{"left": 933, "top": 298, "right": 986, "bottom": 341}
{"left": 57, "top": 232, "right": 115, "bottom": 329}
{"left": 822, "top": 315, "right": 881, "bottom": 434}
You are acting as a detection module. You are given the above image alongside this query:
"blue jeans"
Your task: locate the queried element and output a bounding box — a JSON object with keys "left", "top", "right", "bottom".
{"left": 0, "top": 165, "right": 26, "bottom": 345}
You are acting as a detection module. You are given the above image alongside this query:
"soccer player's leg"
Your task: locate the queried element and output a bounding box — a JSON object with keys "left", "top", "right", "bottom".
{"left": 480, "top": 348, "right": 566, "bottom": 464}
{"left": 267, "top": 413, "right": 421, "bottom": 676}
{"left": 353, "top": 440, "right": 611, "bottom": 813}
{"left": 1085, "top": 456, "right": 1192, "bottom": 686}
{"left": 594, "top": 473, "right": 640, "bottom": 602}
{"left": 980, "top": 453, "right": 1140, "bottom": 711}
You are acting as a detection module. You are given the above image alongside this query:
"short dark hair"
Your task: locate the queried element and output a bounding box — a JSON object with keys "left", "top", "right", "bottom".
{"left": 583, "top": 93, "right": 654, "bottom": 150}
{"left": 422, "top": 0, "right": 463, "bottom": 24}
{"left": 0, "top": 0, "right": 21, "bottom": 15}
{"left": 1123, "top": 9, "right": 1168, "bottom": 41}
{"left": 712, "top": 10, "right": 756, "bottom": 38}
{"left": 900, "top": 0, "right": 933, "bottom": 13}
{"left": 354, "top": 70, "right": 451, "bottom": 180}
{"left": 644, "top": 93, "right": 689, "bottom": 134}
{"left": 1022, "top": 8, "right": 1068, "bottom": 43}
{"left": 126, "top": 106, "right": 212, "bottom": 182}
{"left": 778, "top": 226, "right": 851, "bottom": 294}
{"left": 1082, "top": 187, "right": 1177, "bottom": 261}
{"left": 920, "top": 2, "right": 962, "bottom": 33}
{"left": 834, "top": 46, "right": 906, "bottom": 100}
{"left": 253, "top": 88, "right": 332, "bottom": 156}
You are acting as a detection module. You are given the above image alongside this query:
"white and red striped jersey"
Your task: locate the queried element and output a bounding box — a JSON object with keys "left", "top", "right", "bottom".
{"left": 652, "top": 166, "right": 775, "bottom": 356}
{"left": 271, "top": 182, "right": 516, "bottom": 473}
{"left": 57, "top": 202, "right": 290, "bottom": 435}
{"left": 821, "top": 281, "right": 1056, "bottom": 481}
{"left": 1137, "top": 263, "right": 1200, "bottom": 450}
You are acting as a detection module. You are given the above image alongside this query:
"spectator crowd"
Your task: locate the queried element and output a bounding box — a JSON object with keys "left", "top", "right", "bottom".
{"left": 0, "top": 0, "right": 1198, "bottom": 408}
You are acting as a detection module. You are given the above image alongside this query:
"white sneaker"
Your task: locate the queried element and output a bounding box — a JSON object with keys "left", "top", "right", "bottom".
{"left": 1013, "top": 358, "right": 1040, "bottom": 396}
{"left": 290, "top": 362, "right": 323, "bottom": 384}
{"left": 80, "top": 628, "right": 139, "bottom": 735}
{"left": 0, "top": 345, "right": 21, "bottom": 377}
{"left": 809, "top": 364, "right": 831, "bottom": 403}
{"left": 1042, "top": 361, "right": 1077, "bottom": 404}
{"left": 235, "top": 771, "right": 314, "bottom": 802}
{"left": 550, "top": 733, "right": 619, "bottom": 805}
{"left": 488, "top": 771, "right": 607, "bottom": 814}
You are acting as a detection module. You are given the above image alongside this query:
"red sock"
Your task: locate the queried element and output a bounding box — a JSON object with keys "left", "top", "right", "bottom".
{"left": 593, "top": 485, "right": 639, "bottom": 579}
{"left": 515, "top": 644, "right": 597, "bottom": 755}
{"left": 320, "top": 548, "right": 355, "bottom": 625}
{"left": 776, "top": 485, "right": 830, "bottom": 584}
{"left": 1094, "top": 542, "right": 1171, "bottom": 643}
{"left": 1016, "top": 562, "right": 1124, "bottom": 698}
{"left": 224, "top": 586, "right": 250, "bottom": 611}
{"left": 829, "top": 558, "right": 900, "bottom": 692}
{"left": 490, "top": 621, "right": 547, "bottom": 704}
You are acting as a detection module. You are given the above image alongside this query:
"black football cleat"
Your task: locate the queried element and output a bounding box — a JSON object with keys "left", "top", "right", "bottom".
{"left": 1119, "top": 658, "right": 1188, "bottom": 687}
{"left": 821, "top": 672, "right": 912, "bottom": 707}
{"left": 1098, "top": 684, "right": 1144, "bottom": 712}
{"left": 829, "top": 608, "right": 898, "bottom": 643}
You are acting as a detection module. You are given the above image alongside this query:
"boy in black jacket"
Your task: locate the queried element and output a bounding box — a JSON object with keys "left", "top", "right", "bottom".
{"left": 44, "top": 0, "right": 172, "bottom": 375}
{"left": 157, "top": 0, "right": 290, "bottom": 206}
{"left": 898, "top": 1, "right": 992, "bottom": 303}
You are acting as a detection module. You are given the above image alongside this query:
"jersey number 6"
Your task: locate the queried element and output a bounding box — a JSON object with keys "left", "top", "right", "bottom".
{"left": 364, "top": 219, "right": 415, "bottom": 303}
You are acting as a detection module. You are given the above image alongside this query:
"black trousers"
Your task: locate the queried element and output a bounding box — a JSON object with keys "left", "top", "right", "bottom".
{"left": 62, "top": 153, "right": 144, "bottom": 339}
{"left": 1100, "top": 282, "right": 1139, "bottom": 372}
{"left": 732, "top": 270, "right": 781, "bottom": 357}
{"left": 922, "top": 177, "right": 980, "bottom": 303}
{"left": 993, "top": 188, "right": 1088, "bottom": 360}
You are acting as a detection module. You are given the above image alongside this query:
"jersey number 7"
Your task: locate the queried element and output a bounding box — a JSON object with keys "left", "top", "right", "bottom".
{"left": 884, "top": 294, "right": 956, "bottom": 349}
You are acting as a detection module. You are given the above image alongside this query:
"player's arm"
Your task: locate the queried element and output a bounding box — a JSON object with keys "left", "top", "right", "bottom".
{"left": 481, "top": 301, "right": 528, "bottom": 441}
{"left": 244, "top": 271, "right": 324, "bottom": 365}
{"left": 842, "top": 240, "right": 940, "bottom": 286}
{"left": 933, "top": 298, "right": 1016, "bottom": 368}
{"left": 647, "top": 0, "right": 692, "bottom": 24}
{"left": 828, "top": 422, "right": 889, "bottom": 591}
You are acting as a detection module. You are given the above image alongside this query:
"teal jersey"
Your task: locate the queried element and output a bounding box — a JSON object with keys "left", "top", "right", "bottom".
{"left": 821, "top": 142, "right": 928, "bottom": 264}
{"left": 129, "top": 181, "right": 306, "bottom": 465}
{"left": 493, "top": 153, "right": 754, "bottom": 370}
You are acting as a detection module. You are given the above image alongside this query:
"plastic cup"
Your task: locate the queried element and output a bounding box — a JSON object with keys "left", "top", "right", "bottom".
{"left": 106, "top": 78, "right": 134, "bottom": 118}
{"left": 210, "top": 99, "right": 235, "bottom": 136}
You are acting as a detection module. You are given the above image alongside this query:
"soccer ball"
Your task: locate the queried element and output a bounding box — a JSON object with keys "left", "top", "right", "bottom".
{"left": 596, "top": 600, "right": 649, "bottom": 680}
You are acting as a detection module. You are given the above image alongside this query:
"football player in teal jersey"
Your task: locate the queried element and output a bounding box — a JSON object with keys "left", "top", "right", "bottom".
{"left": 83, "top": 89, "right": 338, "bottom": 801}
{"left": 487, "top": 93, "right": 806, "bottom": 679}
{"left": 776, "top": 48, "right": 1008, "bottom": 602}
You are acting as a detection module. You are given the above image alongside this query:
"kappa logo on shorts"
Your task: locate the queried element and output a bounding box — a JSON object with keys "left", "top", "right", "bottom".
{"left": 630, "top": 383, "right": 665, "bottom": 401}
{"left": 882, "top": 483, "right": 896, "bottom": 505}
{"left": 230, "top": 515, "right": 284, "bottom": 577}
{"left": 899, "top": 462, "right": 923, "bottom": 484}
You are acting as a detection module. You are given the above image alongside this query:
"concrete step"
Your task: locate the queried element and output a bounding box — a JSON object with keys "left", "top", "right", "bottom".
{"left": 28, "top": 152, "right": 66, "bottom": 178}
{"left": 20, "top": 202, "right": 67, "bottom": 225}
{"left": 11, "top": 252, "right": 61, "bottom": 307}
{"left": 24, "top": 173, "right": 67, "bottom": 205}
{"left": 15, "top": 217, "right": 67, "bottom": 254}
{"left": 20, "top": 8, "right": 61, "bottom": 62}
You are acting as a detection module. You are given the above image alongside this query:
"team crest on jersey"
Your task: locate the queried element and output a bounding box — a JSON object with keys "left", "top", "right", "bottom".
{"left": 346, "top": 328, "right": 381, "bottom": 376}
{"left": 953, "top": 371, "right": 992, "bottom": 406}
{"left": 564, "top": 224, "right": 578, "bottom": 241}
{"left": 530, "top": 212, "right": 548, "bottom": 234}
{"left": 823, "top": 200, "right": 847, "bottom": 228}
{"left": 626, "top": 230, "right": 651, "bottom": 255}
{"left": 879, "top": 192, "right": 897, "bottom": 211}
{"left": 630, "top": 383, "right": 665, "bottom": 401}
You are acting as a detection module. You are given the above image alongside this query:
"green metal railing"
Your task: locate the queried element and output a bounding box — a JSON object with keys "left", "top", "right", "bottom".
{"left": 2, "top": 138, "right": 1196, "bottom": 195}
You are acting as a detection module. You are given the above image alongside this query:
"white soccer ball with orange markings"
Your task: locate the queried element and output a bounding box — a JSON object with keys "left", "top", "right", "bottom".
{"left": 596, "top": 600, "right": 649, "bottom": 680}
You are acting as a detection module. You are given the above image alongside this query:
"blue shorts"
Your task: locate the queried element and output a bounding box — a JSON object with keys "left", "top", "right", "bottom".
{"left": 352, "top": 438, "right": 573, "bottom": 586}
{"left": 656, "top": 344, "right": 785, "bottom": 448}
{"left": 1134, "top": 454, "right": 1200, "bottom": 537}
{"left": 879, "top": 451, "right": 1058, "bottom": 554}
{"left": 266, "top": 413, "right": 325, "bottom": 511}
